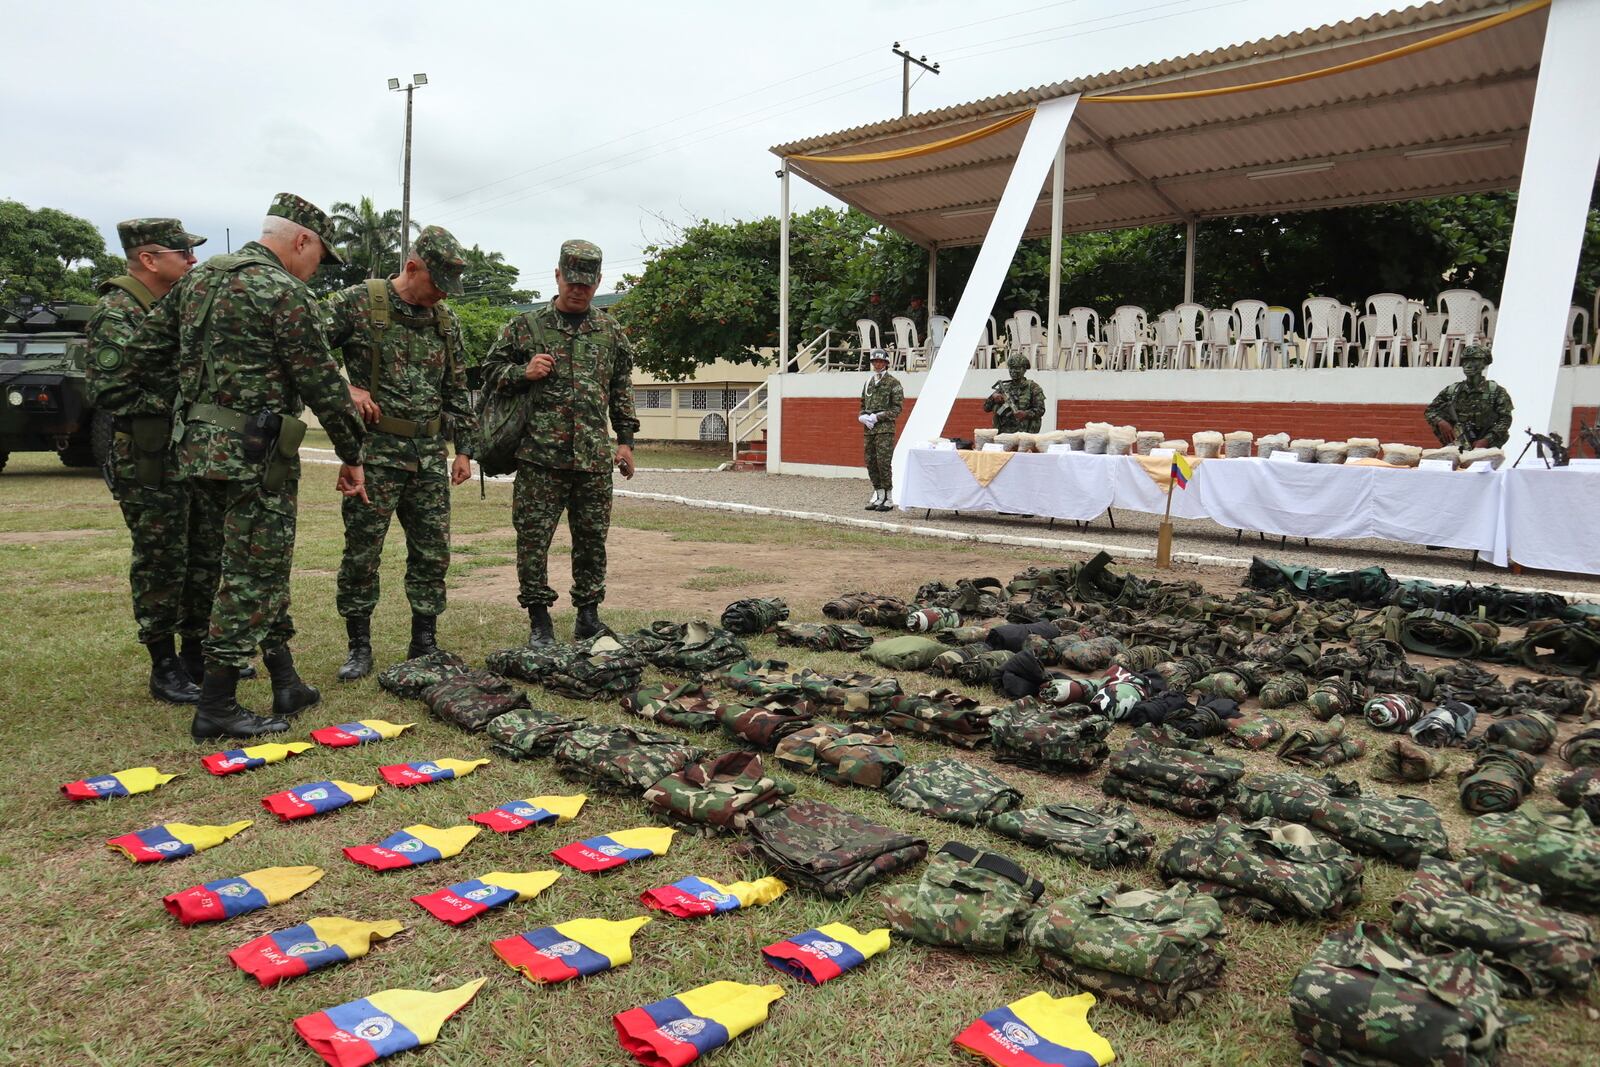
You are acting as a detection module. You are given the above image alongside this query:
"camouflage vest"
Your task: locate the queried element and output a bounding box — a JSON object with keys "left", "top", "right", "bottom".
{"left": 880, "top": 842, "right": 1044, "bottom": 952}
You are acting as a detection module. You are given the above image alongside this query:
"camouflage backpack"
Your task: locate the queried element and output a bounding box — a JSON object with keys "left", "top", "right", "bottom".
{"left": 881, "top": 842, "right": 1044, "bottom": 952}
{"left": 642, "top": 751, "right": 794, "bottom": 834}
{"left": 862, "top": 635, "right": 947, "bottom": 672}
{"left": 990, "top": 703, "right": 1113, "bottom": 773}
{"left": 855, "top": 595, "right": 912, "bottom": 627}
{"left": 552, "top": 724, "right": 706, "bottom": 794}
{"left": 377, "top": 650, "right": 469, "bottom": 698}
{"left": 719, "top": 597, "right": 789, "bottom": 636}
{"left": 542, "top": 637, "right": 646, "bottom": 700}
{"left": 421, "top": 669, "right": 529, "bottom": 732}
{"left": 773, "top": 723, "right": 905, "bottom": 789}
{"left": 886, "top": 757, "right": 1023, "bottom": 826}
{"left": 485, "top": 708, "right": 586, "bottom": 760}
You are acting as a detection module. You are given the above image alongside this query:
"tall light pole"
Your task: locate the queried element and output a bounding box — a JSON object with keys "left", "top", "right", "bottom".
{"left": 387, "top": 73, "right": 428, "bottom": 258}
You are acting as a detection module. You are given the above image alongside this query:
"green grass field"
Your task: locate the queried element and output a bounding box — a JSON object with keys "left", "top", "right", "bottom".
{"left": 1, "top": 451, "right": 1597, "bottom": 1067}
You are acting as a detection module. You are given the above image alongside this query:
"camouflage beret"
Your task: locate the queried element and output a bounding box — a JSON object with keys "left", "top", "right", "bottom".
{"left": 1460, "top": 344, "right": 1493, "bottom": 366}
{"left": 558, "top": 239, "right": 602, "bottom": 285}
{"left": 1006, "top": 353, "right": 1031, "bottom": 371}
{"left": 266, "top": 192, "right": 343, "bottom": 265}
{"left": 413, "top": 225, "right": 465, "bottom": 297}
{"left": 116, "top": 218, "right": 206, "bottom": 254}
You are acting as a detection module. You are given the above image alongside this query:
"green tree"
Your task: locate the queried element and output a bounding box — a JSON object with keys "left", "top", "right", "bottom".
{"left": 0, "top": 200, "right": 122, "bottom": 308}
{"left": 450, "top": 298, "right": 519, "bottom": 367}
{"left": 323, "top": 197, "right": 412, "bottom": 292}
{"left": 460, "top": 244, "right": 536, "bottom": 305}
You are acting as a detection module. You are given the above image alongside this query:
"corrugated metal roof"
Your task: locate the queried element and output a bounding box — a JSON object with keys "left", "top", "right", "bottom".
{"left": 772, "top": 0, "right": 1546, "bottom": 246}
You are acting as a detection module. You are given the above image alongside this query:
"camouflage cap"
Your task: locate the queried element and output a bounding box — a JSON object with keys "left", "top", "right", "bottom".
{"left": 413, "top": 225, "right": 466, "bottom": 297}
{"left": 1460, "top": 343, "right": 1493, "bottom": 367}
{"left": 1007, "top": 354, "right": 1031, "bottom": 371}
{"left": 559, "top": 239, "right": 602, "bottom": 285}
{"left": 116, "top": 218, "right": 207, "bottom": 254}
{"left": 266, "top": 192, "right": 344, "bottom": 265}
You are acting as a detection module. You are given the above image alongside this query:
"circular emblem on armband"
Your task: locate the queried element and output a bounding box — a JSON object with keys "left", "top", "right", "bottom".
{"left": 95, "top": 347, "right": 123, "bottom": 371}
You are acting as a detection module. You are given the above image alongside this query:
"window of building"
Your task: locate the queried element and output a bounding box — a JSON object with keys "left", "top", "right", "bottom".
{"left": 634, "top": 388, "right": 667, "bottom": 409}
{"left": 698, "top": 413, "right": 728, "bottom": 441}
{"left": 689, "top": 389, "right": 709, "bottom": 410}
{"left": 722, "top": 388, "right": 749, "bottom": 409}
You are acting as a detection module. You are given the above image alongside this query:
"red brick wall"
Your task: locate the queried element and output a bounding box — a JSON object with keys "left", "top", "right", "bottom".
{"left": 1058, "top": 400, "right": 1436, "bottom": 447}
{"left": 1571, "top": 406, "right": 1600, "bottom": 456}
{"left": 782, "top": 397, "right": 987, "bottom": 465}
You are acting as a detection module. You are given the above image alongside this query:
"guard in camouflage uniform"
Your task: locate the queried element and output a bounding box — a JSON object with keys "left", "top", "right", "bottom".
{"left": 323, "top": 225, "right": 477, "bottom": 680}
{"left": 1425, "top": 344, "right": 1512, "bottom": 448}
{"left": 984, "top": 353, "right": 1046, "bottom": 434}
{"left": 119, "top": 193, "right": 368, "bottom": 740}
{"left": 858, "top": 350, "right": 902, "bottom": 511}
{"left": 86, "top": 217, "right": 218, "bottom": 704}
{"left": 481, "top": 240, "right": 637, "bottom": 646}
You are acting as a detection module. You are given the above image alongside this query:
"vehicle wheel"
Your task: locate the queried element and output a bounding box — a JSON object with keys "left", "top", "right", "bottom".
{"left": 58, "top": 437, "right": 98, "bottom": 467}
{"left": 91, "top": 408, "right": 116, "bottom": 467}
{"left": 0, "top": 451, "right": 8, "bottom": 474}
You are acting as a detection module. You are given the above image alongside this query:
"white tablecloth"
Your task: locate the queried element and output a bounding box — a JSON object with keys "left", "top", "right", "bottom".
{"left": 900, "top": 449, "right": 1115, "bottom": 520}
{"left": 1499, "top": 468, "right": 1600, "bottom": 575}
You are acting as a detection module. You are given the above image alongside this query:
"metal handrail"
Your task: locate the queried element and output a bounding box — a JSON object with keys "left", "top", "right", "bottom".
{"left": 728, "top": 381, "right": 769, "bottom": 460}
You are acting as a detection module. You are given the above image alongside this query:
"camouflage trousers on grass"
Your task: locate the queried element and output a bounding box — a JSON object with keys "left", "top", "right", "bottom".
{"left": 112, "top": 474, "right": 221, "bottom": 644}
{"left": 337, "top": 456, "right": 450, "bottom": 618}
{"left": 189, "top": 477, "right": 298, "bottom": 668}
{"left": 864, "top": 432, "right": 893, "bottom": 490}
{"left": 512, "top": 462, "right": 612, "bottom": 609}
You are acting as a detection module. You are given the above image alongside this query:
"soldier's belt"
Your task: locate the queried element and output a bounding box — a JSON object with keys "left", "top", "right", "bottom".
{"left": 186, "top": 401, "right": 248, "bottom": 433}
{"left": 372, "top": 414, "right": 443, "bottom": 438}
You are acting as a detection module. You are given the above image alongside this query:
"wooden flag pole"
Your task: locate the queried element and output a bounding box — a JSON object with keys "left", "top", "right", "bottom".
{"left": 1156, "top": 467, "right": 1176, "bottom": 569}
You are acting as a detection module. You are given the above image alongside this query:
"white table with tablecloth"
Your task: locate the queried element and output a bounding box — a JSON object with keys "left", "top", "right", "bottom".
{"left": 1496, "top": 467, "right": 1600, "bottom": 575}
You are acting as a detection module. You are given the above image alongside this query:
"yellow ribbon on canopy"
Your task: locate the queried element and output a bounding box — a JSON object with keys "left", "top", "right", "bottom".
{"left": 785, "top": 110, "right": 1032, "bottom": 164}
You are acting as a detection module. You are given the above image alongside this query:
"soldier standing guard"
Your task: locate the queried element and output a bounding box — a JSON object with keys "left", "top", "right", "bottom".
{"left": 984, "top": 354, "right": 1046, "bottom": 434}
{"left": 480, "top": 239, "right": 639, "bottom": 647}
{"left": 323, "top": 225, "right": 477, "bottom": 680}
{"left": 858, "top": 350, "right": 903, "bottom": 511}
{"left": 1425, "top": 344, "right": 1512, "bottom": 449}
{"left": 121, "top": 193, "right": 368, "bottom": 740}
{"left": 87, "top": 218, "right": 223, "bottom": 704}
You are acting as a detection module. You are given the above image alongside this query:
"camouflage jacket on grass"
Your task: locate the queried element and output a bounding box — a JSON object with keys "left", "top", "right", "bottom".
{"left": 1107, "top": 740, "right": 1244, "bottom": 799}
{"left": 376, "top": 650, "right": 469, "bottom": 698}
{"left": 886, "top": 758, "right": 1023, "bottom": 827}
{"left": 718, "top": 698, "right": 817, "bottom": 750}
{"left": 881, "top": 842, "right": 1043, "bottom": 952}
{"left": 1289, "top": 922, "right": 1519, "bottom": 1067}
{"left": 420, "top": 669, "right": 529, "bottom": 732}
{"left": 552, "top": 724, "right": 706, "bottom": 794}
{"left": 622, "top": 620, "right": 748, "bottom": 676}
{"left": 488, "top": 636, "right": 612, "bottom": 683}
{"left": 1466, "top": 806, "right": 1600, "bottom": 912}
{"left": 985, "top": 802, "right": 1154, "bottom": 870}
{"left": 620, "top": 681, "right": 724, "bottom": 731}
{"left": 642, "top": 751, "right": 794, "bottom": 834}
{"left": 744, "top": 798, "right": 927, "bottom": 899}
{"left": 1232, "top": 772, "right": 1449, "bottom": 868}
{"left": 989, "top": 704, "right": 1112, "bottom": 773}
{"left": 1278, "top": 714, "right": 1367, "bottom": 769}
{"left": 1392, "top": 855, "right": 1597, "bottom": 997}
{"left": 1458, "top": 747, "right": 1541, "bottom": 815}
{"left": 543, "top": 640, "right": 646, "bottom": 701}
{"left": 484, "top": 708, "right": 586, "bottom": 760}
{"left": 1022, "top": 881, "right": 1226, "bottom": 987}
{"left": 882, "top": 690, "right": 994, "bottom": 748}
{"left": 794, "top": 669, "right": 902, "bottom": 715}
{"left": 1157, "top": 816, "right": 1365, "bottom": 922}
{"left": 773, "top": 724, "right": 905, "bottom": 789}
{"left": 774, "top": 621, "right": 874, "bottom": 652}
{"left": 1035, "top": 945, "right": 1226, "bottom": 1023}
{"left": 719, "top": 597, "right": 788, "bottom": 636}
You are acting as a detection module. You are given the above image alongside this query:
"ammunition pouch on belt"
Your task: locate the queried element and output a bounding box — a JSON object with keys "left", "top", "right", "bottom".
{"left": 266, "top": 414, "right": 306, "bottom": 491}
{"left": 372, "top": 413, "right": 443, "bottom": 438}
{"left": 128, "top": 415, "right": 170, "bottom": 488}
{"left": 188, "top": 402, "right": 306, "bottom": 491}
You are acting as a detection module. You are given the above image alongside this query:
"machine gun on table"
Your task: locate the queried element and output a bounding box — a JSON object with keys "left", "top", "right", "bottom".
{"left": 1511, "top": 428, "right": 1570, "bottom": 469}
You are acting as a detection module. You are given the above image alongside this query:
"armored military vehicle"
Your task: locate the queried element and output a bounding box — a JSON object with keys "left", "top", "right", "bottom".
{"left": 0, "top": 303, "right": 104, "bottom": 472}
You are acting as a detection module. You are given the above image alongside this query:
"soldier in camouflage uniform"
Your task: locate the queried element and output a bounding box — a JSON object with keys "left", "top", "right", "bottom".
{"left": 481, "top": 240, "right": 639, "bottom": 646}
{"left": 86, "top": 218, "right": 219, "bottom": 704}
{"left": 1425, "top": 344, "right": 1512, "bottom": 448}
{"left": 119, "top": 193, "right": 367, "bottom": 740}
{"left": 323, "top": 225, "right": 477, "bottom": 680}
{"left": 984, "top": 353, "right": 1046, "bottom": 433}
{"left": 858, "top": 350, "right": 902, "bottom": 510}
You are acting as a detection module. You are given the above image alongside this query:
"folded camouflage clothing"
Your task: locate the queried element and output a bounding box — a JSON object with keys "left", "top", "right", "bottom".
{"left": 1101, "top": 740, "right": 1245, "bottom": 818}
{"left": 1023, "top": 882, "right": 1228, "bottom": 1022}
{"left": 1156, "top": 816, "right": 1365, "bottom": 921}
{"left": 1222, "top": 711, "right": 1285, "bottom": 751}
{"left": 882, "top": 689, "right": 994, "bottom": 748}
{"left": 1232, "top": 772, "right": 1449, "bottom": 867}
{"left": 861, "top": 635, "right": 947, "bottom": 672}
{"left": 552, "top": 724, "right": 707, "bottom": 794}
{"left": 929, "top": 644, "right": 1012, "bottom": 686}
{"left": 642, "top": 751, "right": 795, "bottom": 834}
{"left": 1371, "top": 738, "right": 1449, "bottom": 784}
{"left": 1036, "top": 675, "right": 1102, "bottom": 706}
{"left": 485, "top": 708, "right": 586, "bottom": 760}
{"left": 1391, "top": 855, "right": 1597, "bottom": 998}
{"left": 1467, "top": 806, "right": 1600, "bottom": 912}
{"left": 717, "top": 658, "right": 802, "bottom": 700}
{"left": 532, "top": 636, "right": 645, "bottom": 700}
{"left": 1130, "top": 724, "right": 1215, "bottom": 753}
{"left": 1508, "top": 677, "right": 1595, "bottom": 721}
{"left": 1472, "top": 710, "right": 1556, "bottom": 755}
{"left": 745, "top": 798, "right": 927, "bottom": 898}
{"left": 886, "top": 757, "right": 1023, "bottom": 826}
{"left": 376, "top": 650, "right": 469, "bottom": 698}
{"left": 487, "top": 636, "right": 610, "bottom": 683}
{"left": 775, "top": 621, "right": 874, "bottom": 652}
{"left": 1409, "top": 699, "right": 1477, "bottom": 748}
{"left": 420, "top": 669, "right": 529, "bottom": 732}
{"left": 793, "top": 669, "right": 902, "bottom": 716}
{"left": 1054, "top": 636, "right": 1124, "bottom": 672}
{"left": 821, "top": 591, "right": 871, "bottom": 620}
{"left": 1363, "top": 692, "right": 1424, "bottom": 731}
{"left": 773, "top": 724, "right": 905, "bottom": 788}
{"left": 620, "top": 681, "right": 724, "bottom": 731}
{"left": 990, "top": 703, "right": 1112, "bottom": 772}
{"left": 917, "top": 577, "right": 1007, "bottom": 618}
{"left": 720, "top": 597, "right": 789, "bottom": 636}
{"left": 986, "top": 801, "right": 1153, "bottom": 869}
{"left": 1289, "top": 921, "right": 1519, "bottom": 1067}
{"left": 631, "top": 621, "right": 748, "bottom": 676}
{"left": 1300, "top": 677, "right": 1360, "bottom": 722}
{"left": 1559, "top": 728, "right": 1600, "bottom": 766}
{"left": 1459, "top": 747, "right": 1542, "bottom": 815}
{"left": 881, "top": 842, "right": 1043, "bottom": 952}
{"left": 717, "top": 697, "right": 816, "bottom": 750}
{"left": 1278, "top": 714, "right": 1367, "bottom": 768}
{"left": 905, "top": 606, "right": 961, "bottom": 633}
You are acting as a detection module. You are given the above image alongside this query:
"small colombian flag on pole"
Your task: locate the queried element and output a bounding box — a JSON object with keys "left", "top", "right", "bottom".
{"left": 1171, "top": 451, "right": 1193, "bottom": 490}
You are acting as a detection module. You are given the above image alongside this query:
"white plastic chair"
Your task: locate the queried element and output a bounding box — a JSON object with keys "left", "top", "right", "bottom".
{"left": 1302, "top": 297, "right": 1354, "bottom": 368}
{"left": 971, "top": 316, "right": 1001, "bottom": 369}
{"left": 1152, "top": 311, "right": 1180, "bottom": 368}
{"left": 1437, "top": 289, "right": 1484, "bottom": 365}
{"left": 1419, "top": 311, "right": 1446, "bottom": 366}
{"left": 1006, "top": 310, "right": 1044, "bottom": 368}
{"left": 856, "top": 319, "right": 882, "bottom": 370}
{"left": 1262, "top": 306, "right": 1294, "bottom": 368}
{"left": 927, "top": 315, "right": 950, "bottom": 359}
{"left": 1066, "top": 307, "right": 1101, "bottom": 369}
{"left": 1200, "top": 308, "right": 1235, "bottom": 369}
{"left": 1361, "top": 293, "right": 1408, "bottom": 367}
{"left": 1172, "top": 302, "right": 1207, "bottom": 370}
{"left": 1228, "top": 300, "right": 1267, "bottom": 368}
{"left": 890, "top": 316, "right": 921, "bottom": 371}
{"left": 1481, "top": 299, "right": 1497, "bottom": 346}
{"left": 1399, "top": 299, "right": 1426, "bottom": 366}
{"left": 1566, "top": 305, "right": 1591, "bottom": 366}
{"left": 1106, "top": 306, "right": 1150, "bottom": 370}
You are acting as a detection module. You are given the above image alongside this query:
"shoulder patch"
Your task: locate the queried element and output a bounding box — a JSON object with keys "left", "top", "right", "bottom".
{"left": 94, "top": 347, "right": 124, "bottom": 372}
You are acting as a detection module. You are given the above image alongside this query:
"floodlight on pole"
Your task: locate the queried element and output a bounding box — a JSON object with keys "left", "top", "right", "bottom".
{"left": 389, "top": 74, "right": 429, "bottom": 258}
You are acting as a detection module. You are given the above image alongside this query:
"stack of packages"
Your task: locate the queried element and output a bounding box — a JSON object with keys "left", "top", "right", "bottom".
{"left": 1023, "top": 882, "right": 1228, "bottom": 1021}
{"left": 1100, "top": 736, "right": 1245, "bottom": 817}
{"left": 986, "top": 802, "right": 1154, "bottom": 869}
{"left": 642, "top": 752, "right": 794, "bottom": 834}
{"left": 882, "top": 689, "right": 996, "bottom": 748}
{"left": 881, "top": 843, "right": 1044, "bottom": 953}
{"left": 886, "top": 757, "right": 1023, "bottom": 827}
{"left": 989, "top": 703, "right": 1114, "bottom": 773}
{"left": 551, "top": 724, "right": 707, "bottom": 795}
{"left": 744, "top": 798, "right": 927, "bottom": 898}
{"left": 1465, "top": 806, "right": 1600, "bottom": 912}
{"left": 773, "top": 724, "right": 906, "bottom": 788}
{"left": 1156, "top": 817, "right": 1365, "bottom": 921}
{"left": 1232, "top": 772, "right": 1450, "bottom": 868}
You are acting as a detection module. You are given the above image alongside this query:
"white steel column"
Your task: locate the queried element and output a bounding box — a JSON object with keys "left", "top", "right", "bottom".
{"left": 1046, "top": 137, "right": 1065, "bottom": 372}
{"left": 1183, "top": 219, "right": 1197, "bottom": 305}
{"left": 926, "top": 243, "right": 938, "bottom": 318}
{"left": 1495, "top": 0, "right": 1600, "bottom": 457}
{"left": 778, "top": 162, "right": 791, "bottom": 371}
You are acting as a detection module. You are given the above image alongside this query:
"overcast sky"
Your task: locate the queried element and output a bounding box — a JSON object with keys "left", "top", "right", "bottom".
{"left": 8, "top": 0, "right": 1387, "bottom": 297}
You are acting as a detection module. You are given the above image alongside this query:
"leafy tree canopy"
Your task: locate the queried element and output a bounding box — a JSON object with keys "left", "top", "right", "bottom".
{"left": 0, "top": 200, "right": 124, "bottom": 308}
{"left": 450, "top": 298, "right": 519, "bottom": 367}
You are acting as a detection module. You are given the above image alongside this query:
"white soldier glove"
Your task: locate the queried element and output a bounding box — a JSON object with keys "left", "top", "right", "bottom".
{"left": 858, "top": 413, "right": 878, "bottom": 427}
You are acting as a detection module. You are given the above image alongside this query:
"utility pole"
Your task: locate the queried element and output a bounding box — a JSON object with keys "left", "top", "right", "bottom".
{"left": 892, "top": 43, "right": 940, "bottom": 118}
{"left": 388, "top": 73, "right": 428, "bottom": 258}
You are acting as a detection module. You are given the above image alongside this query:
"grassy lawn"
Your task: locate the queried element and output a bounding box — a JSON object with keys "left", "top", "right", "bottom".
{"left": 631, "top": 442, "right": 729, "bottom": 470}
{"left": 1, "top": 451, "right": 1596, "bottom": 1067}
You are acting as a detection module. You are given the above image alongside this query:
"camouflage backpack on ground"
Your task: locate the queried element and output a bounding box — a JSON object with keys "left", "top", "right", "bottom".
{"left": 542, "top": 637, "right": 647, "bottom": 700}
{"left": 744, "top": 798, "right": 928, "bottom": 898}
{"left": 822, "top": 591, "right": 871, "bottom": 620}
{"left": 552, "top": 724, "right": 707, "bottom": 794}
{"left": 719, "top": 597, "right": 789, "bottom": 636}
{"left": 883, "top": 689, "right": 994, "bottom": 748}
{"left": 718, "top": 697, "right": 817, "bottom": 750}
{"left": 985, "top": 802, "right": 1154, "bottom": 869}
{"left": 1232, "top": 772, "right": 1449, "bottom": 868}
{"left": 855, "top": 595, "right": 913, "bottom": 627}
{"left": 1054, "top": 636, "right": 1124, "bottom": 672}
{"left": 862, "top": 635, "right": 948, "bottom": 672}
{"left": 990, "top": 703, "right": 1113, "bottom": 773}
{"left": 377, "top": 650, "right": 469, "bottom": 698}
{"left": 775, "top": 621, "right": 874, "bottom": 652}
{"left": 620, "top": 681, "right": 724, "bottom": 731}
{"left": 1474, "top": 710, "right": 1557, "bottom": 755}
{"left": 881, "top": 842, "right": 1044, "bottom": 952}
{"left": 485, "top": 708, "right": 586, "bottom": 760}
{"left": 773, "top": 723, "right": 905, "bottom": 789}
{"left": 886, "top": 757, "right": 1023, "bottom": 826}
{"left": 642, "top": 751, "right": 795, "bottom": 834}
{"left": 420, "top": 669, "right": 529, "bottom": 732}
{"left": 1157, "top": 816, "right": 1365, "bottom": 921}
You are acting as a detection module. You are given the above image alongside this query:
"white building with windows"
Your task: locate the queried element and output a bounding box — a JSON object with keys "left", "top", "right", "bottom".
{"left": 632, "top": 355, "right": 773, "bottom": 442}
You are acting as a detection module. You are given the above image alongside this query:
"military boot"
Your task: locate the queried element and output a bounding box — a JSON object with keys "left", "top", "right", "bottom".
{"left": 147, "top": 635, "right": 200, "bottom": 704}
{"left": 528, "top": 606, "right": 555, "bottom": 647}
{"left": 865, "top": 489, "right": 883, "bottom": 511}
{"left": 190, "top": 666, "right": 289, "bottom": 741}
{"left": 263, "top": 644, "right": 321, "bottom": 717}
{"left": 407, "top": 613, "right": 441, "bottom": 659}
{"left": 180, "top": 634, "right": 254, "bottom": 681}
{"left": 337, "top": 616, "right": 373, "bottom": 682}
{"left": 574, "top": 604, "right": 613, "bottom": 640}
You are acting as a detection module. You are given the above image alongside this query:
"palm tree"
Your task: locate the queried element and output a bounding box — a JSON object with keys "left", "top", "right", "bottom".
{"left": 328, "top": 197, "right": 413, "bottom": 279}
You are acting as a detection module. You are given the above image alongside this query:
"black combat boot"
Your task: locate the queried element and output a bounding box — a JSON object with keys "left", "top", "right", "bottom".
{"left": 180, "top": 634, "right": 255, "bottom": 681}
{"left": 147, "top": 635, "right": 200, "bottom": 704}
{"left": 263, "top": 644, "right": 321, "bottom": 717}
{"left": 527, "top": 606, "right": 555, "bottom": 647}
{"left": 190, "top": 665, "right": 289, "bottom": 740}
{"left": 574, "top": 603, "right": 612, "bottom": 640}
{"left": 407, "top": 613, "right": 441, "bottom": 659}
{"left": 337, "top": 617, "right": 373, "bottom": 681}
